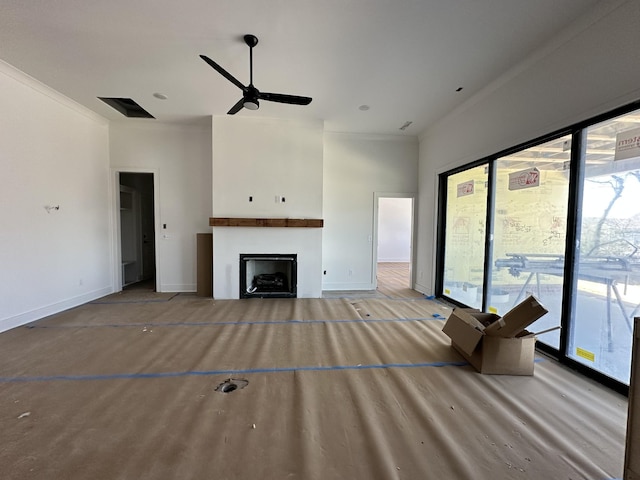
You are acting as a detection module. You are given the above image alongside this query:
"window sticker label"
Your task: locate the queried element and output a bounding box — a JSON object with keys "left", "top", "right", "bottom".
{"left": 457, "top": 180, "right": 475, "bottom": 197}
{"left": 576, "top": 347, "right": 595, "bottom": 362}
{"left": 508, "top": 167, "right": 540, "bottom": 191}
{"left": 614, "top": 126, "right": 640, "bottom": 161}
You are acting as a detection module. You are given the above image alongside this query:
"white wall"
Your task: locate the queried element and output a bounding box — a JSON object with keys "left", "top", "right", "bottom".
{"left": 416, "top": 0, "right": 640, "bottom": 295}
{"left": 109, "top": 120, "right": 212, "bottom": 292}
{"left": 0, "top": 61, "right": 111, "bottom": 332}
{"left": 378, "top": 197, "right": 412, "bottom": 262}
{"left": 212, "top": 117, "right": 323, "bottom": 217}
{"left": 212, "top": 116, "right": 324, "bottom": 298}
{"left": 323, "top": 133, "right": 418, "bottom": 290}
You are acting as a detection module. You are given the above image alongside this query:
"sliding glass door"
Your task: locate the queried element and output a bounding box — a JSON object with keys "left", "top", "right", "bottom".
{"left": 489, "top": 134, "right": 572, "bottom": 348}
{"left": 441, "top": 165, "right": 488, "bottom": 309}
{"left": 437, "top": 101, "right": 640, "bottom": 391}
{"left": 569, "top": 111, "right": 640, "bottom": 383}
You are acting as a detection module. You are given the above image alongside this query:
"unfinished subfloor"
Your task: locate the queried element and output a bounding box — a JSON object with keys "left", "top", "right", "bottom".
{"left": 0, "top": 290, "right": 628, "bottom": 480}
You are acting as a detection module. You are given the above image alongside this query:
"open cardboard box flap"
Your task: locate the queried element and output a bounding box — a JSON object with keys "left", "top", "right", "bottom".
{"left": 442, "top": 311, "right": 484, "bottom": 356}
{"left": 483, "top": 295, "right": 548, "bottom": 337}
{"left": 444, "top": 295, "right": 548, "bottom": 342}
{"left": 442, "top": 295, "right": 550, "bottom": 375}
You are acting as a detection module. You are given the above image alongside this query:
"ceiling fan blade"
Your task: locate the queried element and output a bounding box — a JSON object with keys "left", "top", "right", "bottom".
{"left": 200, "top": 55, "right": 246, "bottom": 91}
{"left": 259, "top": 92, "right": 312, "bottom": 105}
{"left": 227, "top": 98, "right": 245, "bottom": 115}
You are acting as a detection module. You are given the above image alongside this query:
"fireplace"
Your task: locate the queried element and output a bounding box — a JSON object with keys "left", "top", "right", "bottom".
{"left": 211, "top": 225, "right": 322, "bottom": 299}
{"left": 239, "top": 254, "right": 297, "bottom": 298}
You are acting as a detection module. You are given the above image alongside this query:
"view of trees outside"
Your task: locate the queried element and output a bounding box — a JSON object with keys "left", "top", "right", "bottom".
{"left": 570, "top": 113, "right": 640, "bottom": 383}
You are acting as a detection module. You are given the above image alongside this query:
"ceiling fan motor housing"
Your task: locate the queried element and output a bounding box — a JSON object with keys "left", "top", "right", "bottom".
{"left": 244, "top": 34, "right": 258, "bottom": 48}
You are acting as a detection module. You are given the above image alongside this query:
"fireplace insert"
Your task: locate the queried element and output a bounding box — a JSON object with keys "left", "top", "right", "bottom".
{"left": 239, "top": 254, "right": 297, "bottom": 298}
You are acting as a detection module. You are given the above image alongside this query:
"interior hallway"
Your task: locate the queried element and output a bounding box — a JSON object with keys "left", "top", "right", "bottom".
{"left": 376, "top": 262, "right": 420, "bottom": 299}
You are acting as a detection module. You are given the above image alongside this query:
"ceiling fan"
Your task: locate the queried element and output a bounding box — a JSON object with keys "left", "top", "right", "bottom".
{"left": 200, "top": 34, "right": 312, "bottom": 115}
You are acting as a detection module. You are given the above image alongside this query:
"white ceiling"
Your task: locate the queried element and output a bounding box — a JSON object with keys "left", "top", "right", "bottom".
{"left": 0, "top": 0, "right": 603, "bottom": 136}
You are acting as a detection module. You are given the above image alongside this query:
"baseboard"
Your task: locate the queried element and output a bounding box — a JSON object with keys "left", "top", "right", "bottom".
{"left": 413, "top": 282, "right": 431, "bottom": 296}
{"left": 295, "top": 292, "right": 323, "bottom": 299}
{"left": 160, "top": 284, "right": 196, "bottom": 293}
{"left": 0, "top": 286, "right": 113, "bottom": 334}
{"left": 322, "top": 282, "right": 375, "bottom": 291}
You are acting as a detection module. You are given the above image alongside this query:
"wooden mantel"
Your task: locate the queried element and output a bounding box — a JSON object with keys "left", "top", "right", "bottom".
{"left": 210, "top": 217, "right": 324, "bottom": 228}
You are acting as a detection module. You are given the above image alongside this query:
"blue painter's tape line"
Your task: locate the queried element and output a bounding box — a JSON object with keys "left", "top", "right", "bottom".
{"left": 0, "top": 357, "right": 548, "bottom": 384}
{"left": 26, "top": 316, "right": 445, "bottom": 330}
{"left": 89, "top": 300, "right": 171, "bottom": 305}
{"left": 0, "top": 360, "right": 470, "bottom": 384}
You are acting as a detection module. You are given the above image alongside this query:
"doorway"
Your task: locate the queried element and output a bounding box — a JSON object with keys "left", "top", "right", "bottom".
{"left": 373, "top": 194, "right": 414, "bottom": 295}
{"left": 118, "top": 172, "right": 156, "bottom": 291}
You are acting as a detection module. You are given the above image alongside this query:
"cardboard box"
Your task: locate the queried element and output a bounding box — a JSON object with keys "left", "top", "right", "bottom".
{"left": 442, "top": 295, "right": 548, "bottom": 375}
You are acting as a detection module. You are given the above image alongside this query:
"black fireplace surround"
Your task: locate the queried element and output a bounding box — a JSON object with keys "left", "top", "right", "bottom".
{"left": 239, "top": 254, "right": 297, "bottom": 298}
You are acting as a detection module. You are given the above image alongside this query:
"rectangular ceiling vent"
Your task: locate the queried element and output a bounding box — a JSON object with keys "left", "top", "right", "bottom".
{"left": 98, "top": 97, "right": 155, "bottom": 118}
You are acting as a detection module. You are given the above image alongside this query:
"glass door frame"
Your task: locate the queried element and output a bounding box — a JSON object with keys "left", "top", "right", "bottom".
{"left": 435, "top": 159, "right": 492, "bottom": 305}
{"left": 435, "top": 100, "right": 640, "bottom": 396}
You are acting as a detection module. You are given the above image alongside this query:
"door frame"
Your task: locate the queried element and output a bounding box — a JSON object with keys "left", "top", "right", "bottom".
{"left": 371, "top": 192, "right": 416, "bottom": 289}
{"left": 110, "top": 167, "right": 161, "bottom": 292}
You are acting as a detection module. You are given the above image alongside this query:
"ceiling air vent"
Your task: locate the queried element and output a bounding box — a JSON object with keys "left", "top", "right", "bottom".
{"left": 98, "top": 97, "right": 154, "bottom": 118}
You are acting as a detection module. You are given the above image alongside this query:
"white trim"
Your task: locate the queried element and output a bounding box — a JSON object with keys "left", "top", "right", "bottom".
{"left": 0, "top": 59, "right": 108, "bottom": 125}
{"left": 372, "top": 192, "right": 416, "bottom": 290}
{"left": 0, "top": 287, "right": 113, "bottom": 333}
{"left": 413, "top": 282, "right": 429, "bottom": 296}
{"left": 214, "top": 114, "right": 323, "bottom": 131}
{"left": 322, "top": 282, "right": 376, "bottom": 291}
{"left": 110, "top": 169, "right": 123, "bottom": 291}
{"left": 111, "top": 117, "right": 212, "bottom": 131}
{"left": 110, "top": 167, "right": 162, "bottom": 292}
{"left": 161, "top": 284, "right": 196, "bottom": 293}
{"left": 324, "top": 131, "right": 418, "bottom": 143}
